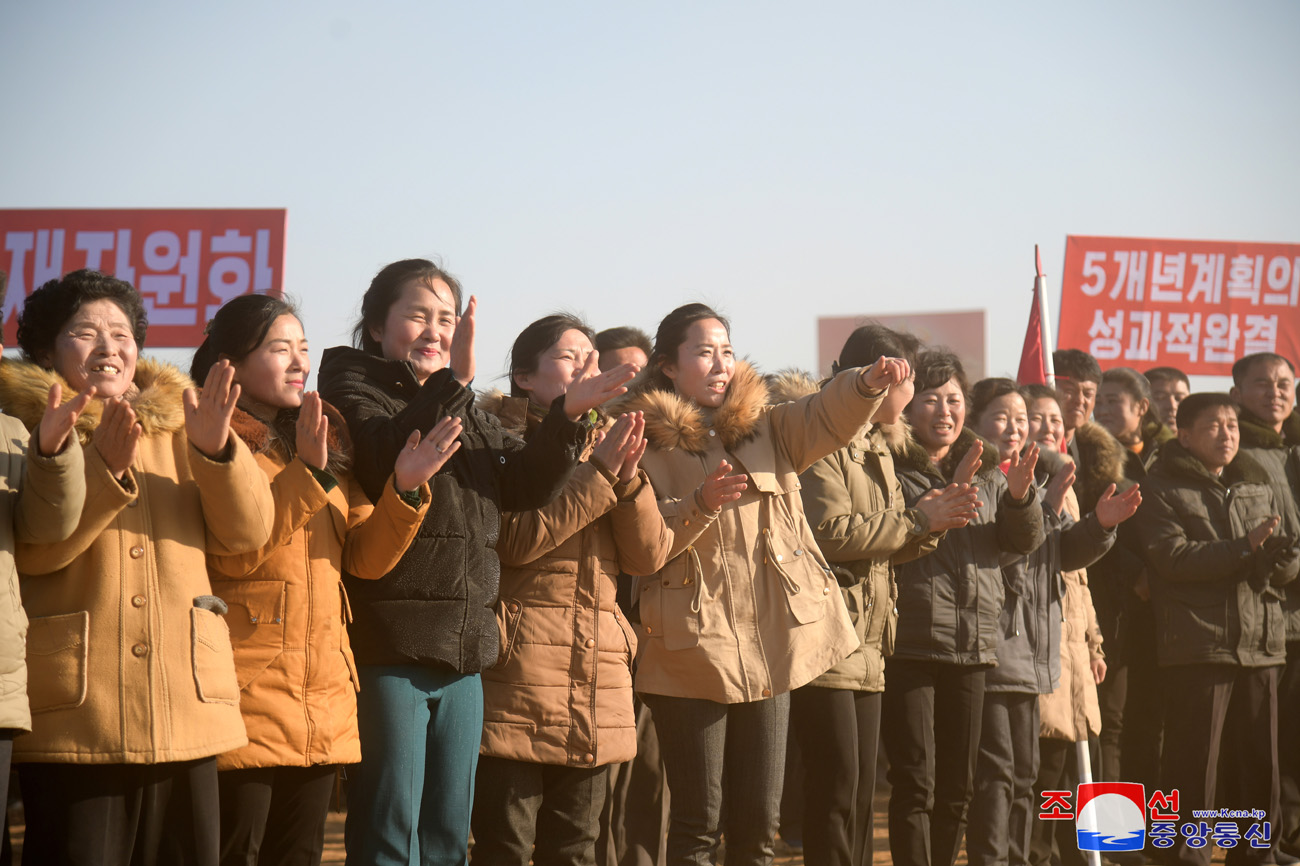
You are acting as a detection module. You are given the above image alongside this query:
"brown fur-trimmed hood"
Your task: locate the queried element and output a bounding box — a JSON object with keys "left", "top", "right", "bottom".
{"left": 228, "top": 401, "right": 353, "bottom": 477}
{"left": 0, "top": 357, "right": 191, "bottom": 445}
{"left": 1071, "top": 421, "right": 1129, "bottom": 512}
{"left": 615, "top": 361, "right": 769, "bottom": 454}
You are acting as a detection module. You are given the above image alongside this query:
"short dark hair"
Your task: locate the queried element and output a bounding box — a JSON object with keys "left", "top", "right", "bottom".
{"left": 595, "top": 326, "right": 652, "bottom": 358}
{"left": 834, "top": 323, "right": 920, "bottom": 373}
{"left": 509, "top": 314, "right": 596, "bottom": 399}
{"left": 969, "top": 377, "right": 1021, "bottom": 422}
{"left": 17, "top": 269, "right": 148, "bottom": 367}
{"left": 1231, "top": 352, "right": 1295, "bottom": 386}
{"left": 1020, "top": 383, "right": 1060, "bottom": 406}
{"left": 912, "top": 349, "right": 968, "bottom": 396}
{"left": 1053, "top": 349, "right": 1102, "bottom": 384}
{"left": 1176, "top": 392, "right": 1237, "bottom": 431}
{"left": 649, "top": 303, "right": 729, "bottom": 392}
{"left": 1145, "top": 365, "right": 1189, "bottom": 388}
{"left": 352, "top": 259, "right": 463, "bottom": 356}
{"left": 191, "top": 294, "right": 300, "bottom": 384}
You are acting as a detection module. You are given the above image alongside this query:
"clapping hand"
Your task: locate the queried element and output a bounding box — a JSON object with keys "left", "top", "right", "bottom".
{"left": 394, "top": 415, "right": 463, "bottom": 492}
{"left": 591, "top": 413, "right": 649, "bottom": 483}
{"left": 1005, "top": 442, "right": 1040, "bottom": 501}
{"left": 700, "top": 459, "right": 747, "bottom": 512}
{"left": 1094, "top": 482, "right": 1142, "bottom": 528}
{"left": 38, "top": 382, "right": 95, "bottom": 457}
{"left": 953, "top": 439, "right": 984, "bottom": 486}
{"left": 916, "top": 483, "right": 982, "bottom": 531}
{"left": 95, "top": 396, "right": 142, "bottom": 479}
{"left": 451, "top": 296, "right": 477, "bottom": 387}
{"left": 184, "top": 360, "right": 240, "bottom": 459}
{"left": 296, "top": 392, "right": 330, "bottom": 471}
{"left": 563, "top": 351, "right": 639, "bottom": 421}
{"left": 1043, "top": 463, "right": 1077, "bottom": 517}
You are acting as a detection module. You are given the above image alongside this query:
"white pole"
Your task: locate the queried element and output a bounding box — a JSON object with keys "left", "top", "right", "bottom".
{"left": 1076, "top": 739, "right": 1102, "bottom": 866}
{"left": 1036, "top": 245, "right": 1057, "bottom": 388}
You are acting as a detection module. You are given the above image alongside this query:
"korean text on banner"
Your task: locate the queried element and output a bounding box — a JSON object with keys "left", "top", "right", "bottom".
{"left": 1, "top": 209, "right": 287, "bottom": 348}
{"left": 1056, "top": 235, "right": 1300, "bottom": 376}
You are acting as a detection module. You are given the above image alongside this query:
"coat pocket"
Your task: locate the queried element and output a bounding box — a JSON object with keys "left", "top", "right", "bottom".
{"left": 26, "top": 611, "right": 88, "bottom": 713}
{"left": 192, "top": 607, "right": 240, "bottom": 705}
{"left": 496, "top": 597, "right": 525, "bottom": 667}
{"left": 341, "top": 645, "right": 361, "bottom": 693}
{"left": 640, "top": 553, "right": 701, "bottom": 651}
{"left": 762, "top": 529, "right": 829, "bottom": 625}
{"left": 213, "top": 580, "right": 286, "bottom": 690}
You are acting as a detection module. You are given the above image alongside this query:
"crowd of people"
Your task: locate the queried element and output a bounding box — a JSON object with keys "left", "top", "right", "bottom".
{"left": 0, "top": 261, "right": 1296, "bottom": 866}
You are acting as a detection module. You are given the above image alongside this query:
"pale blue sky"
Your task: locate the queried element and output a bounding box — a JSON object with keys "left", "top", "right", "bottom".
{"left": 4, "top": 1, "right": 1298, "bottom": 388}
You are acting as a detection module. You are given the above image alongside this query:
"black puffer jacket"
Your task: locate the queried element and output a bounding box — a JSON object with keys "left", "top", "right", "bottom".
{"left": 318, "top": 347, "right": 588, "bottom": 673}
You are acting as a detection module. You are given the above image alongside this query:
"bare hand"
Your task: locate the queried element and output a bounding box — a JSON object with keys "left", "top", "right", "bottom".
{"left": 1249, "top": 516, "right": 1281, "bottom": 551}
{"left": 1005, "top": 442, "right": 1040, "bottom": 501}
{"left": 296, "top": 392, "right": 329, "bottom": 471}
{"left": 861, "top": 357, "right": 911, "bottom": 392}
{"left": 1043, "top": 462, "right": 1077, "bottom": 516}
{"left": 451, "top": 295, "right": 476, "bottom": 387}
{"left": 618, "top": 414, "right": 649, "bottom": 483}
{"left": 563, "top": 351, "right": 639, "bottom": 420}
{"left": 591, "top": 413, "right": 648, "bottom": 483}
{"left": 915, "top": 483, "right": 982, "bottom": 532}
{"left": 953, "top": 439, "right": 984, "bottom": 486}
{"left": 394, "top": 416, "right": 463, "bottom": 492}
{"left": 700, "top": 459, "right": 747, "bottom": 512}
{"left": 94, "top": 396, "right": 142, "bottom": 479}
{"left": 184, "top": 360, "right": 240, "bottom": 458}
{"left": 1095, "top": 482, "right": 1142, "bottom": 529}
{"left": 38, "top": 382, "right": 95, "bottom": 457}
{"left": 1091, "top": 657, "right": 1107, "bottom": 685}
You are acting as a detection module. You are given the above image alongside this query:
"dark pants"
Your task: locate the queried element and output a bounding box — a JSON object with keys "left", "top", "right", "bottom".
{"left": 1160, "top": 664, "right": 1280, "bottom": 866}
{"left": 471, "top": 756, "right": 609, "bottom": 866}
{"left": 789, "top": 686, "right": 880, "bottom": 866}
{"left": 1095, "top": 662, "right": 1127, "bottom": 783}
{"left": 881, "top": 659, "right": 987, "bottom": 866}
{"left": 18, "top": 757, "right": 220, "bottom": 866}
{"left": 1, "top": 731, "right": 12, "bottom": 866}
{"left": 595, "top": 699, "right": 670, "bottom": 866}
{"left": 1279, "top": 641, "right": 1300, "bottom": 855}
{"left": 641, "top": 691, "right": 789, "bottom": 866}
{"left": 1119, "top": 601, "right": 1163, "bottom": 797}
{"left": 1029, "top": 738, "right": 1086, "bottom": 866}
{"left": 968, "top": 692, "right": 1040, "bottom": 866}
{"left": 217, "top": 765, "right": 338, "bottom": 866}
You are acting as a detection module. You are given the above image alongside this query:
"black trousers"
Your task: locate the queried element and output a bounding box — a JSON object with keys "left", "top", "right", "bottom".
{"left": 217, "top": 765, "right": 338, "bottom": 866}
{"left": 1279, "top": 642, "right": 1300, "bottom": 854}
{"left": 471, "top": 755, "right": 610, "bottom": 866}
{"left": 881, "top": 659, "right": 987, "bottom": 866}
{"left": 0, "top": 731, "right": 12, "bottom": 866}
{"left": 968, "top": 691, "right": 1040, "bottom": 866}
{"left": 790, "top": 686, "right": 881, "bottom": 866}
{"left": 595, "top": 698, "right": 670, "bottom": 866}
{"left": 18, "top": 757, "right": 221, "bottom": 866}
{"left": 1160, "top": 664, "right": 1280, "bottom": 866}
{"left": 1029, "top": 738, "right": 1087, "bottom": 866}
{"left": 1119, "top": 601, "right": 1164, "bottom": 797}
{"left": 1094, "top": 662, "right": 1126, "bottom": 783}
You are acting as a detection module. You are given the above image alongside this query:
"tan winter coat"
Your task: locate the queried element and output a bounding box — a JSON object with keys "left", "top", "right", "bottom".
{"left": 0, "top": 413, "right": 86, "bottom": 733}
{"left": 209, "top": 407, "right": 430, "bottom": 770}
{"left": 1039, "top": 485, "right": 1104, "bottom": 742}
{"left": 617, "top": 363, "right": 878, "bottom": 704}
{"left": 481, "top": 396, "right": 673, "bottom": 767}
{"left": 0, "top": 359, "right": 274, "bottom": 764}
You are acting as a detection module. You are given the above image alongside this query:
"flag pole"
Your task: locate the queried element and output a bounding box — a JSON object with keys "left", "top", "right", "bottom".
{"left": 1036, "top": 245, "right": 1056, "bottom": 388}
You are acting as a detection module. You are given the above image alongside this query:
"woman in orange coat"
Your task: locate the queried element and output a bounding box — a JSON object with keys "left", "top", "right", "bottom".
{"left": 193, "top": 295, "right": 462, "bottom": 866}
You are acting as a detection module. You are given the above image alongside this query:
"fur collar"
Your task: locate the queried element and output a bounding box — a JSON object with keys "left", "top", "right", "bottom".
{"left": 1141, "top": 418, "right": 1176, "bottom": 450}
{"left": 765, "top": 368, "right": 819, "bottom": 404}
{"left": 1154, "top": 439, "right": 1272, "bottom": 488}
{"left": 616, "top": 361, "right": 769, "bottom": 454}
{"left": 894, "top": 425, "right": 999, "bottom": 482}
{"left": 0, "top": 357, "right": 190, "bottom": 445}
{"left": 475, "top": 388, "right": 532, "bottom": 438}
{"left": 1070, "top": 421, "right": 1129, "bottom": 511}
{"left": 228, "top": 402, "right": 353, "bottom": 476}
{"left": 1239, "top": 409, "right": 1300, "bottom": 451}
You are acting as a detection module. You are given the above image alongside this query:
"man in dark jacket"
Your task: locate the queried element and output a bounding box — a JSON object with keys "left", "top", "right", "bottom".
{"left": 1133, "top": 393, "right": 1300, "bottom": 866}
{"left": 1232, "top": 352, "right": 1300, "bottom": 860}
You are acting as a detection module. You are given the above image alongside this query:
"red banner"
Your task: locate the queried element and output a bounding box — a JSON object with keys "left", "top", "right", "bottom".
{"left": 1, "top": 209, "right": 286, "bottom": 348}
{"left": 1057, "top": 235, "right": 1300, "bottom": 376}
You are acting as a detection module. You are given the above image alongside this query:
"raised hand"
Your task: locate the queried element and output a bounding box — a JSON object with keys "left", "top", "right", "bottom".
{"left": 1094, "top": 482, "right": 1142, "bottom": 528}
{"left": 394, "top": 415, "right": 463, "bottom": 492}
{"left": 563, "top": 351, "right": 639, "bottom": 420}
{"left": 38, "top": 382, "right": 95, "bottom": 457}
{"left": 915, "top": 482, "right": 982, "bottom": 531}
{"left": 954, "top": 439, "right": 984, "bottom": 487}
{"left": 618, "top": 413, "right": 648, "bottom": 483}
{"left": 861, "top": 356, "right": 911, "bottom": 392}
{"left": 700, "top": 459, "right": 747, "bottom": 512}
{"left": 1248, "top": 515, "right": 1281, "bottom": 551}
{"left": 1043, "top": 462, "right": 1077, "bottom": 516}
{"left": 94, "top": 396, "right": 142, "bottom": 479}
{"left": 451, "top": 295, "right": 477, "bottom": 387}
{"left": 184, "top": 359, "right": 240, "bottom": 459}
{"left": 296, "top": 392, "right": 329, "bottom": 471}
{"left": 1005, "top": 442, "right": 1040, "bottom": 501}
{"left": 590, "top": 414, "right": 636, "bottom": 478}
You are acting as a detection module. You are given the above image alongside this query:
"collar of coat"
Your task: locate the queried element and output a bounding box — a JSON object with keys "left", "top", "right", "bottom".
{"left": 0, "top": 357, "right": 190, "bottom": 445}
{"left": 1239, "top": 409, "right": 1300, "bottom": 451}
{"left": 475, "top": 388, "right": 532, "bottom": 438}
{"left": 1072, "top": 419, "right": 1128, "bottom": 485}
{"left": 894, "top": 425, "right": 999, "bottom": 482}
{"left": 228, "top": 402, "right": 353, "bottom": 476}
{"left": 766, "top": 366, "right": 913, "bottom": 456}
{"left": 615, "top": 361, "right": 769, "bottom": 454}
{"left": 1153, "top": 439, "right": 1273, "bottom": 488}
{"left": 1141, "top": 418, "right": 1177, "bottom": 450}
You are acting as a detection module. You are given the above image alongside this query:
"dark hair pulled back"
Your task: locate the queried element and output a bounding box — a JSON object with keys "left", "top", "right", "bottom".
{"left": 508, "top": 314, "right": 596, "bottom": 399}
{"left": 191, "top": 294, "right": 300, "bottom": 384}
{"left": 648, "top": 303, "right": 729, "bottom": 392}
{"left": 352, "top": 259, "right": 463, "bottom": 357}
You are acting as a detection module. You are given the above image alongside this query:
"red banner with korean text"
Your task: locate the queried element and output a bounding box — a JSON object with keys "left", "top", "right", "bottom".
{"left": 1057, "top": 235, "right": 1300, "bottom": 376}
{"left": 1, "top": 209, "right": 286, "bottom": 348}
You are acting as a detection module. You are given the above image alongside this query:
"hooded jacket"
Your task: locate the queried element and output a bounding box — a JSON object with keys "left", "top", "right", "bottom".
{"left": 1133, "top": 440, "right": 1297, "bottom": 668}
{"left": 769, "top": 370, "right": 940, "bottom": 693}
{"left": 1237, "top": 408, "right": 1300, "bottom": 639}
{"left": 0, "top": 412, "right": 86, "bottom": 734}
{"left": 317, "top": 347, "right": 589, "bottom": 673}
{"left": 891, "top": 427, "right": 1046, "bottom": 666}
{"left": 0, "top": 359, "right": 274, "bottom": 764}
{"left": 615, "top": 362, "right": 876, "bottom": 704}
{"left": 478, "top": 395, "right": 672, "bottom": 767}
{"left": 208, "top": 405, "right": 430, "bottom": 770}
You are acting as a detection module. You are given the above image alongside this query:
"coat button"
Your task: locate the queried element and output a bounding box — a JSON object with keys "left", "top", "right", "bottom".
{"left": 131, "top": 595, "right": 146, "bottom": 608}
{"left": 585, "top": 638, "right": 596, "bottom": 648}
{"left": 794, "top": 549, "right": 803, "bottom": 556}
{"left": 645, "top": 626, "right": 653, "bottom": 634}
{"left": 584, "top": 753, "right": 595, "bottom": 763}
{"left": 132, "top": 644, "right": 148, "bottom": 657}
{"left": 823, "top": 586, "right": 832, "bottom": 595}
{"left": 708, "top": 429, "right": 716, "bottom": 437}
{"left": 129, "top": 546, "right": 145, "bottom": 559}
{"left": 775, "top": 554, "right": 783, "bottom": 563}
{"left": 509, "top": 603, "right": 520, "bottom": 613}
{"left": 761, "top": 688, "right": 772, "bottom": 697}
{"left": 662, "top": 579, "right": 670, "bottom": 586}
{"left": 683, "top": 519, "right": 690, "bottom": 526}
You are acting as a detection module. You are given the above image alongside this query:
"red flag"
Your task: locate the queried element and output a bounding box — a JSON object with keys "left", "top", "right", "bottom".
{"left": 1017, "top": 245, "right": 1056, "bottom": 387}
